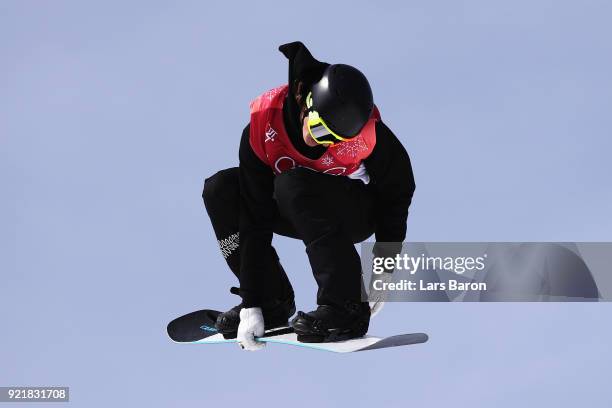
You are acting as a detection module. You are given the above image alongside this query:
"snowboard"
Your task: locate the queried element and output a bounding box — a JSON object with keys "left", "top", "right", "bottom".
{"left": 167, "top": 309, "right": 428, "bottom": 353}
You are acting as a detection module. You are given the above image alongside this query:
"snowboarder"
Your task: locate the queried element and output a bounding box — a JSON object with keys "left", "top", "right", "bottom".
{"left": 202, "top": 41, "right": 415, "bottom": 350}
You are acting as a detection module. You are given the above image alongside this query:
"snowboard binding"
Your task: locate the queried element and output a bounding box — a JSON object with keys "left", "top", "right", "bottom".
{"left": 291, "top": 302, "right": 371, "bottom": 343}
{"left": 215, "top": 287, "right": 296, "bottom": 339}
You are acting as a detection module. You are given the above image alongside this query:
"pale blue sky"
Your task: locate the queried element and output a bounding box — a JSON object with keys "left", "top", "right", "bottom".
{"left": 2, "top": 1, "right": 611, "bottom": 406}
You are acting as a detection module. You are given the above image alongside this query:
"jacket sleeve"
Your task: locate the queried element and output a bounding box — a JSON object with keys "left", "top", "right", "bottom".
{"left": 238, "top": 124, "right": 278, "bottom": 307}
{"left": 364, "top": 121, "right": 415, "bottom": 251}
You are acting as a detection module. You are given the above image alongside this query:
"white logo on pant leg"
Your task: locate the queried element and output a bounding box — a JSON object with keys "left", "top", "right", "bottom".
{"left": 265, "top": 123, "right": 278, "bottom": 143}
{"left": 218, "top": 232, "right": 239, "bottom": 259}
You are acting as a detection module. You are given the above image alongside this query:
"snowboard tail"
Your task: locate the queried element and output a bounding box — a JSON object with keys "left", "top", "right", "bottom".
{"left": 167, "top": 309, "right": 222, "bottom": 342}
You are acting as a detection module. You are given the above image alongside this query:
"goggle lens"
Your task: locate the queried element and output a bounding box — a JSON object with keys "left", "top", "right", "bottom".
{"left": 306, "top": 92, "right": 347, "bottom": 146}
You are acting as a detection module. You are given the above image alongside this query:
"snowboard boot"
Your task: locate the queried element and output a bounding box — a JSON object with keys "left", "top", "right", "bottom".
{"left": 215, "top": 287, "right": 296, "bottom": 339}
{"left": 291, "top": 301, "right": 371, "bottom": 343}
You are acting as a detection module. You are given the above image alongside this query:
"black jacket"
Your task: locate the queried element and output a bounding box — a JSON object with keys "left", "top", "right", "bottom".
{"left": 238, "top": 42, "right": 415, "bottom": 307}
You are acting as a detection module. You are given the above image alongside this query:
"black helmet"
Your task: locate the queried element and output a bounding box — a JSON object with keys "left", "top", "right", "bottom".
{"left": 310, "top": 64, "right": 374, "bottom": 138}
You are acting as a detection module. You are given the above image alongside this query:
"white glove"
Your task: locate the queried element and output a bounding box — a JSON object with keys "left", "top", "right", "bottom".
{"left": 369, "top": 296, "right": 385, "bottom": 318}
{"left": 369, "top": 271, "right": 393, "bottom": 318}
{"left": 237, "top": 307, "right": 265, "bottom": 351}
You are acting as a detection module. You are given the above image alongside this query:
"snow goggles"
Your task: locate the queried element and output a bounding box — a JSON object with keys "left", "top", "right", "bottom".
{"left": 306, "top": 92, "right": 349, "bottom": 146}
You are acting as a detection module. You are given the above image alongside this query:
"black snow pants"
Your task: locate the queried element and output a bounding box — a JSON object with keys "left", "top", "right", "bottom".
{"left": 202, "top": 167, "right": 376, "bottom": 306}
